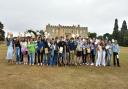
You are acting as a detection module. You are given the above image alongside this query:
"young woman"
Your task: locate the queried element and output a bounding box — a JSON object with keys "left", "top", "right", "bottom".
{"left": 96, "top": 41, "right": 102, "bottom": 67}
{"left": 86, "top": 40, "right": 91, "bottom": 65}
{"left": 27, "top": 38, "right": 36, "bottom": 65}
{"left": 20, "top": 39, "right": 28, "bottom": 65}
{"left": 6, "top": 36, "right": 14, "bottom": 64}
{"left": 82, "top": 40, "right": 87, "bottom": 65}
{"left": 14, "top": 37, "right": 21, "bottom": 64}
{"left": 101, "top": 40, "right": 106, "bottom": 66}
{"left": 106, "top": 41, "right": 112, "bottom": 66}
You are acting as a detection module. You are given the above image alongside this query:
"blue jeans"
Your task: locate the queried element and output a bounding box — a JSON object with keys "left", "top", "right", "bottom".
{"left": 107, "top": 51, "right": 112, "bottom": 66}
{"left": 49, "top": 55, "right": 54, "bottom": 66}
{"left": 29, "top": 53, "right": 35, "bottom": 64}
{"left": 43, "top": 53, "right": 48, "bottom": 65}
{"left": 16, "top": 47, "right": 20, "bottom": 63}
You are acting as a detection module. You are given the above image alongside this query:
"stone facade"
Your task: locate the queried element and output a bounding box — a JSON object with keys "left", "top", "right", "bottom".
{"left": 45, "top": 24, "right": 88, "bottom": 38}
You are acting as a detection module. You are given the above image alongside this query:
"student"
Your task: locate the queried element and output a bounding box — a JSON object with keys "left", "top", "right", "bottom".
{"left": 106, "top": 41, "right": 112, "bottom": 66}
{"left": 65, "top": 39, "right": 70, "bottom": 65}
{"left": 69, "top": 38, "right": 76, "bottom": 65}
{"left": 82, "top": 40, "right": 87, "bottom": 65}
{"left": 101, "top": 41, "right": 106, "bottom": 66}
{"left": 27, "top": 38, "right": 36, "bottom": 66}
{"left": 76, "top": 37, "right": 83, "bottom": 65}
{"left": 43, "top": 37, "right": 49, "bottom": 66}
{"left": 86, "top": 40, "right": 91, "bottom": 65}
{"left": 14, "top": 37, "right": 21, "bottom": 64}
{"left": 58, "top": 37, "right": 66, "bottom": 66}
{"left": 6, "top": 36, "right": 14, "bottom": 64}
{"left": 33, "top": 38, "right": 38, "bottom": 64}
{"left": 96, "top": 41, "right": 102, "bottom": 67}
{"left": 112, "top": 40, "right": 120, "bottom": 67}
{"left": 53, "top": 37, "right": 59, "bottom": 66}
{"left": 90, "top": 42, "right": 96, "bottom": 65}
{"left": 49, "top": 39, "right": 55, "bottom": 66}
{"left": 37, "top": 37, "right": 44, "bottom": 66}
{"left": 20, "top": 39, "right": 28, "bottom": 65}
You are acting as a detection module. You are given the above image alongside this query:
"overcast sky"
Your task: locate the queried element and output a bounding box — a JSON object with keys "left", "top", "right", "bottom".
{"left": 0, "top": 0, "right": 128, "bottom": 36}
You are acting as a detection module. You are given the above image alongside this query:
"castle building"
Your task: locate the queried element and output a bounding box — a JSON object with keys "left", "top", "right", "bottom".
{"left": 45, "top": 24, "right": 88, "bottom": 38}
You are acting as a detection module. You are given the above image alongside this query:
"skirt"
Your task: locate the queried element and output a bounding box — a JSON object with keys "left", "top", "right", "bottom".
{"left": 21, "top": 48, "right": 28, "bottom": 55}
{"left": 6, "top": 46, "right": 13, "bottom": 60}
{"left": 77, "top": 51, "right": 82, "bottom": 57}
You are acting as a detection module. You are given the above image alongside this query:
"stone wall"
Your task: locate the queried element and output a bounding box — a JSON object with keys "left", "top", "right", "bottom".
{"left": 45, "top": 24, "right": 88, "bottom": 38}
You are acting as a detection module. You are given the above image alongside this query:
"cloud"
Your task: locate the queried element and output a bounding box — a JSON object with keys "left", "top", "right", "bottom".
{"left": 0, "top": 0, "right": 128, "bottom": 36}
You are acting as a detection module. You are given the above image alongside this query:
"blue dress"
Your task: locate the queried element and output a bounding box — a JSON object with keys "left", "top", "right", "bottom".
{"left": 6, "top": 41, "right": 14, "bottom": 60}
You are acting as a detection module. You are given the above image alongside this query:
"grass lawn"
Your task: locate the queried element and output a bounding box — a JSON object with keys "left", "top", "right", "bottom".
{"left": 0, "top": 44, "right": 128, "bottom": 89}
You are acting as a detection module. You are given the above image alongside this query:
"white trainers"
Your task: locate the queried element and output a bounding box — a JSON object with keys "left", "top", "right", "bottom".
{"left": 75, "top": 63, "right": 77, "bottom": 66}
{"left": 37, "top": 63, "right": 40, "bottom": 66}
{"left": 86, "top": 63, "right": 89, "bottom": 65}
{"left": 91, "top": 63, "right": 94, "bottom": 66}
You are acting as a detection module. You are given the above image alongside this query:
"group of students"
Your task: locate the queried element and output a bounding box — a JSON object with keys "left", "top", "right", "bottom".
{"left": 6, "top": 35, "right": 120, "bottom": 67}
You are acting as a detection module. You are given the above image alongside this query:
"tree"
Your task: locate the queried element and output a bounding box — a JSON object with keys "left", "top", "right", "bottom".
{"left": 120, "top": 20, "right": 128, "bottom": 46}
{"left": 97, "top": 35, "right": 103, "bottom": 40}
{"left": 103, "top": 33, "right": 112, "bottom": 40}
{"left": 39, "top": 30, "right": 44, "bottom": 37}
{"left": 112, "top": 19, "right": 119, "bottom": 41}
{"left": 27, "top": 29, "right": 37, "bottom": 37}
{"left": 0, "top": 22, "right": 5, "bottom": 41}
{"left": 88, "top": 32, "right": 97, "bottom": 38}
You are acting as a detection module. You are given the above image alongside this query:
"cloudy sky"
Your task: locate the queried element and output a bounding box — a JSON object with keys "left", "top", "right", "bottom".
{"left": 0, "top": 0, "right": 128, "bottom": 36}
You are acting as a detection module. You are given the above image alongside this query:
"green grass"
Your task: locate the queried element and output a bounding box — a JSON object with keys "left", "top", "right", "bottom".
{"left": 0, "top": 44, "right": 128, "bottom": 89}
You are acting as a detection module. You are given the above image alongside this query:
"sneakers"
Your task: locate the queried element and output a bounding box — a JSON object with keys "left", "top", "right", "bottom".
{"left": 86, "top": 63, "right": 89, "bottom": 65}
{"left": 16, "top": 62, "right": 18, "bottom": 65}
{"left": 91, "top": 63, "right": 94, "bottom": 66}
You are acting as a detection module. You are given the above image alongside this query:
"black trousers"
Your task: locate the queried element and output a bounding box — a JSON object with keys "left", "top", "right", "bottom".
{"left": 113, "top": 52, "right": 120, "bottom": 67}
{"left": 82, "top": 54, "right": 86, "bottom": 63}
{"left": 37, "top": 52, "right": 43, "bottom": 64}
{"left": 91, "top": 50, "right": 95, "bottom": 63}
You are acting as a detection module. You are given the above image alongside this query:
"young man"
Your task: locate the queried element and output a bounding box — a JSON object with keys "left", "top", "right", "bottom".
{"left": 69, "top": 38, "right": 76, "bottom": 65}
{"left": 112, "top": 40, "right": 120, "bottom": 67}
{"left": 76, "top": 37, "right": 83, "bottom": 65}
{"left": 58, "top": 37, "right": 66, "bottom": 66}
{"left": 37, "top": 37, "right": 44, "bottom": 66}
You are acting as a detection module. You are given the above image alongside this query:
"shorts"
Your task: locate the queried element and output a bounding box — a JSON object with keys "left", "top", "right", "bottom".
{"left": 77, "top": 51, "right": 82, "bottom": 57}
